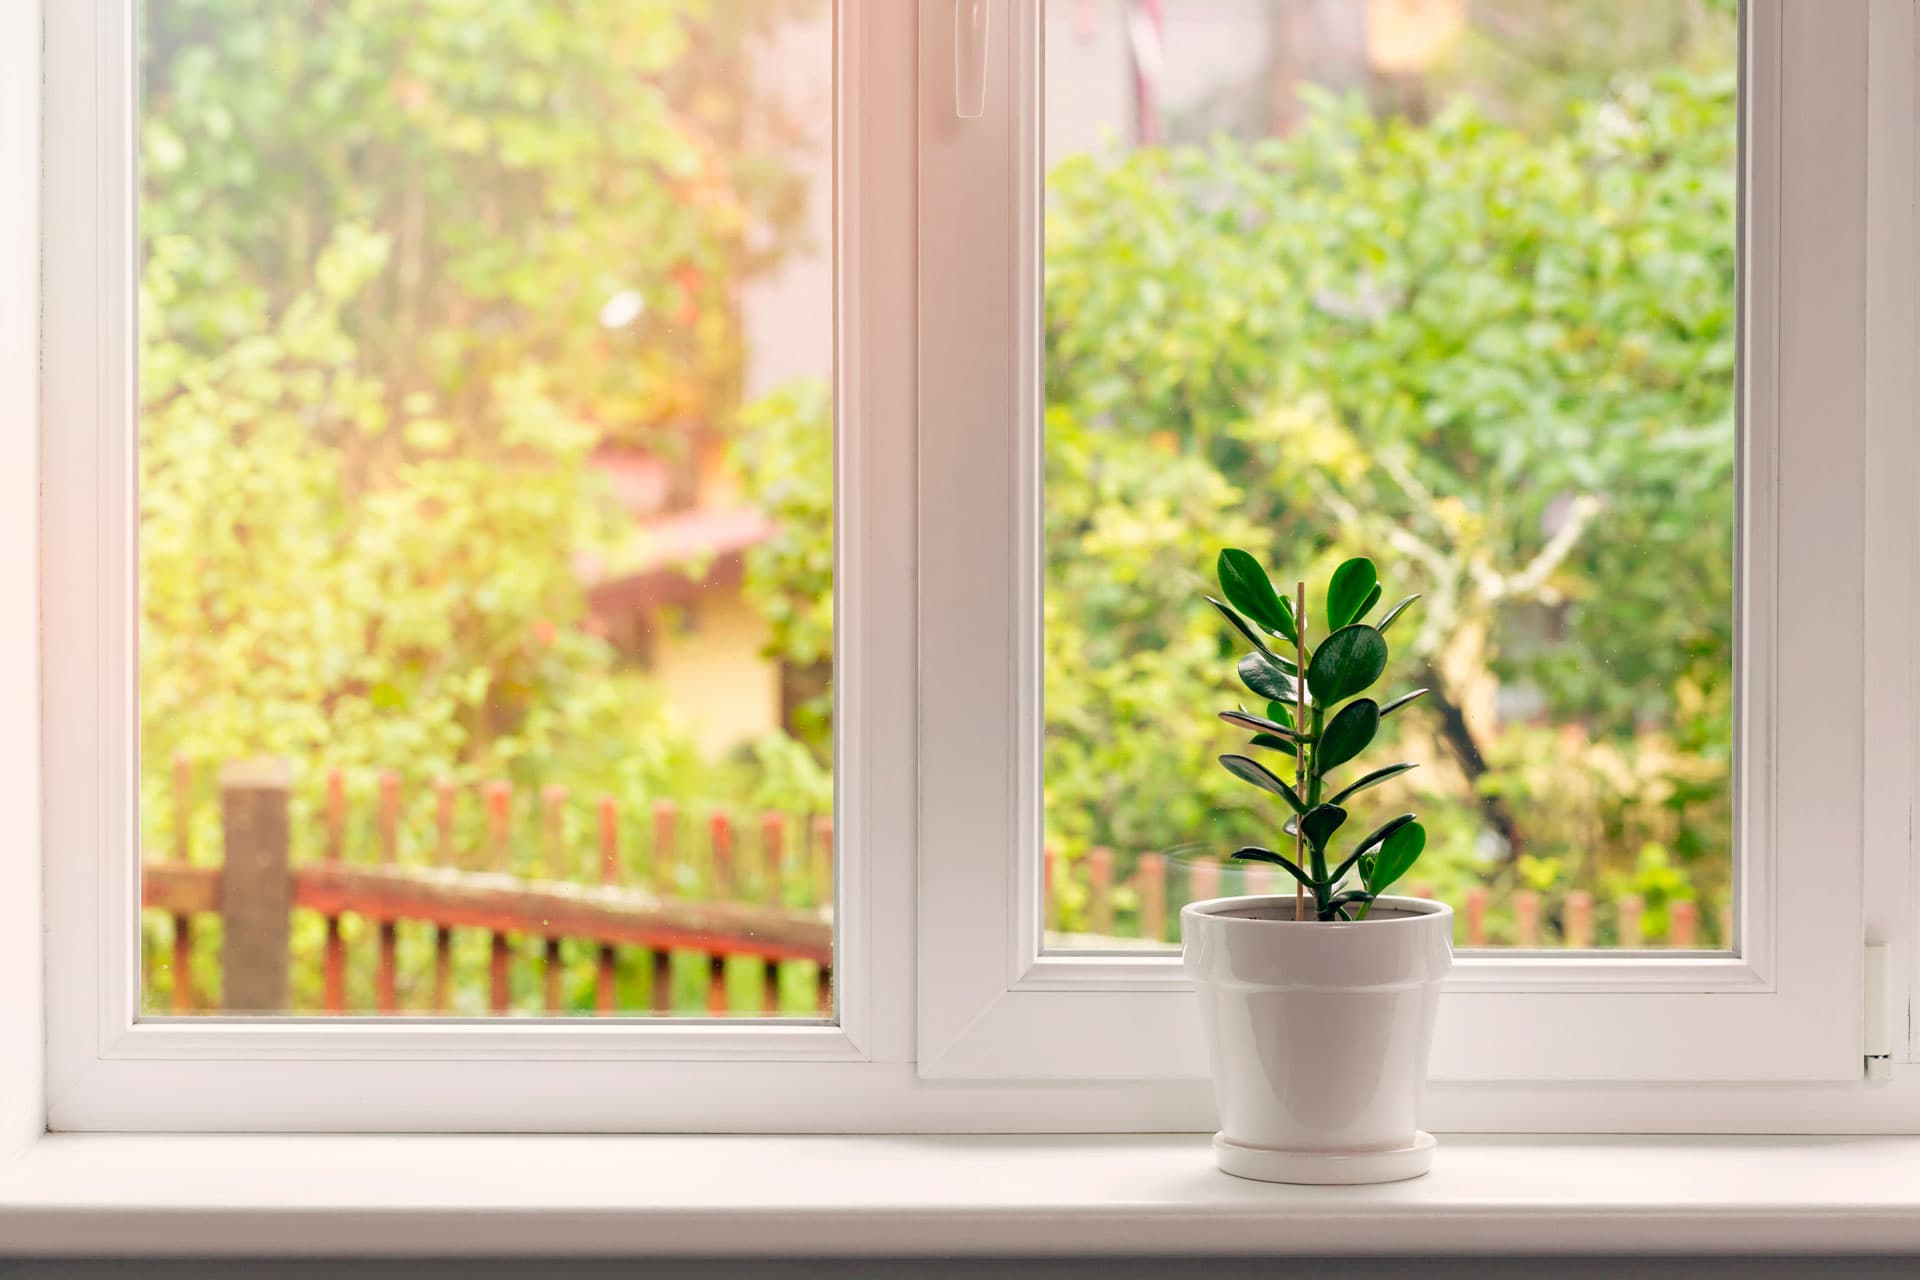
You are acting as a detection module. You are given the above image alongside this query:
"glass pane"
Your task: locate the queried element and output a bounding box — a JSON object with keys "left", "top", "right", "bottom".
{"left": 1043, "top": 0, "right": 1738, "bottom": 951}
{"left": 138, "top": 0, "right": 836, "bottom": 1016}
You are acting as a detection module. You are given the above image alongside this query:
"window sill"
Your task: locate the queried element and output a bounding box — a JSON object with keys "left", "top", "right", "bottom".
{"left": 4, "top": 1132, "right": 1920, "bottom": 1257}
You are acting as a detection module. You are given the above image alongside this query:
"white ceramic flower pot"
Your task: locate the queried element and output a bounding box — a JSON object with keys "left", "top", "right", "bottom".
{"left": 1181, "top": 893, "right": 1453, "bottom": 1185}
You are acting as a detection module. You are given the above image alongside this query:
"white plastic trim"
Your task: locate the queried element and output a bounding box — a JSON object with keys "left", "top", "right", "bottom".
{"left": 11, "top": 1131, "right": 1920, "bottom": 1257}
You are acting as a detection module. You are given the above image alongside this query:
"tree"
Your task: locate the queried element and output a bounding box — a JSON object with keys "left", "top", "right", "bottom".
{"left": 139, "top": 0, "right": 827, "bottom": 865}
{"left": 1041, "top": 67, "right": 1737, "bottom": 910}
{"left": 741, "top": 60, "right": 1737, "bottom": 926}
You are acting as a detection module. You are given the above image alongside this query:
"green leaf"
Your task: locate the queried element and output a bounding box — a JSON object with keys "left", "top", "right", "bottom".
{"left": 1230, "top": 846, "right": 1313, "bottom": 889}
{"left": 1209, "top": 599, "right": 1298, "bottom": 670}
{"left": 1237, "top": 652, "right": 1297, "bottom": 702}
{"left": 1326, "top": 557, "right": 1378, "bottom": 630}
{"left": 1352, "top": 581, "right": 1383, "bottom": 624}
{"left": 1306, "top": 624, "right": 1388, "bottom": 705}
{"left": 1218, "top": 754, "right": 1306, "bottom": 814}
{"left": 1217, "top": 549, "right": 1296, "bottom": 642}
{"left": 1250, "top": 733, "right": 1301, "bottom": 753}
{"left": 1300, "top": 803, "right": 1347, "bottom": 850}
{"left": 1263, "top": 700, "right": 1295, "bottom": 730}
{"left": 1376, "top": 594, "right": 1421, "bottom": 634}
{"left": 1316, "top": 698, "right": 1379, "bottom": 771}
{"left": 1217, "top": 709, "right": 1306, "bottom": 742}
{"left": 1379, "top": 688, "right": 1429, "bottom": 718}
{"left": 1348, "top": 812, "right": 1418, "bottom": 870}
{"left": 1327, "top": 890, "right": 1376, "bottom": 912}
{"left": 1329, "top": 845, "right": 1369, "bottom": 885}
{"left": 1363, "top": 821, "right": 1427, "bottom": 896}
{"left": 1327, "top": 761, "right": 1418, "bottom": 807}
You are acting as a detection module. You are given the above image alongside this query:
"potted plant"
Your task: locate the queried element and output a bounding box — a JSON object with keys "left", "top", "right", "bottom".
{"left": 1182, "top": 549, "right": 1452, "bottom": 1185}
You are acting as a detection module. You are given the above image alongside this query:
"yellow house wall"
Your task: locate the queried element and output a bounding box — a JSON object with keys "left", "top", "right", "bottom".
{"left": 654, "top": 588, "right": 782, "bottom": 758}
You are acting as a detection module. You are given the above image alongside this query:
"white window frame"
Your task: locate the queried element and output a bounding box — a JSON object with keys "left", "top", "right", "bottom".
{"left": 917, "top": 0, "right": 1918, "bottom": 1116}
{"left": 38, "top": 0, "right": 912, "bottom": 1133}
{"left": 8, "top": 0, "right": 1920, "bottom": 1141}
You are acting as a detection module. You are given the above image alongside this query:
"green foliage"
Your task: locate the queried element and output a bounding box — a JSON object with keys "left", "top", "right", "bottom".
{"left": 1216, "top": 552, "right": 1429, "bottom": 922}
{"left": 1605, "top": 842, "right": 1696, "bottom": 945}
{"left": 138, "top": 0, "right": 832, "bottom": 890}
{"left": 141, "top": 0, "right": 817, "bottom": 446}
{"left": 140, "top": 0, "right": 1742, "bottom": 963}
{"left": 742, "top": 67, "right": 1739, "bottom": 932}
{"left": 731, "top": 378, "right": 836, "bottom": 756}
{"left": 1037, "top": 68, "right": 1737, "bottom": 925}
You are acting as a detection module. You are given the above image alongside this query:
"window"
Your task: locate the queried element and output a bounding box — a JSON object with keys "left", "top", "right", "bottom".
{"left": 23, "top": 0, "right": 1915, "bottom": 1137}
{"left": 1039, "top": 1, "right": 1740, "bottom": 957}
{"left": 133, "top": 0, "right": 838, "bottom": 1022}
{"left": 919, "top": 0, "right": 1898, "bottom": 1096}
{"left": 42, "top": 0, "right": 894, "bottom": 1131}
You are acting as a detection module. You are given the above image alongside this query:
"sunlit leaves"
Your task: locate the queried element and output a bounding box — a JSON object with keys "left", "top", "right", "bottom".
{"left": 137, "top": 0, "right": 831, "bottom": 901}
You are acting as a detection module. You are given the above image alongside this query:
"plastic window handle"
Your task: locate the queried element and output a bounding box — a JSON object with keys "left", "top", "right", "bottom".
{"left": 956, "top": 0, "right": 989, "bottom": 119}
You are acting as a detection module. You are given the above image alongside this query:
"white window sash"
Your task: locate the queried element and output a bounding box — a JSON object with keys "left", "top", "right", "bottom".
{"left": 36, "top": 0, "right": 907, "bottom": 1132}
{"left": 917, "top": 0, "right": 1892, "bottom": 1091}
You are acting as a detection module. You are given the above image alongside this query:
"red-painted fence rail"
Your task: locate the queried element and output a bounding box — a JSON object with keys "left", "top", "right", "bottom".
{"left": 1045, "top": 847, "right": 1731, "bottom": 950}
{"left": 147, "top": 758, "right": 833, "bottom": 1016}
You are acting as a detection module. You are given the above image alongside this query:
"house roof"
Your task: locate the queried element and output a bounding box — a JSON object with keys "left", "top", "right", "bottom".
{"left": 581, "top": 505, "right": 776, "bottom": 616}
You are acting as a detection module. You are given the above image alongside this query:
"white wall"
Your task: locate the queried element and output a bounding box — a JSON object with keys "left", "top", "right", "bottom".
{"left": 0, "top": 0, "right": 44, "bottom": 1157}
{"left": 1044, "top": 0, "right": 1298, "bottom": 165}
{"left": 741, "top": 4, "right": 837, "bottom": 401}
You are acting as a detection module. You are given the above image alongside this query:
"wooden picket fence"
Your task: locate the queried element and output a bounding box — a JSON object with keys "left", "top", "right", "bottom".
{"left": 1046, "top": 847, "right": 1728, "bottom": 950}
{"left": 144, "top": 758, "right": 834, "bottom": 1016}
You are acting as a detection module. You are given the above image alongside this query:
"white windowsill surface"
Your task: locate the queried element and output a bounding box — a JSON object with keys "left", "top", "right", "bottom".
{"left": 4, "top": 1132, "right": 1920, "bottom": 1257}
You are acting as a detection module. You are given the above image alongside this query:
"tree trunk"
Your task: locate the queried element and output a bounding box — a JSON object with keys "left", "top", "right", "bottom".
{"left": 1418, "top": 664, "right": 1527, "bottom": 862}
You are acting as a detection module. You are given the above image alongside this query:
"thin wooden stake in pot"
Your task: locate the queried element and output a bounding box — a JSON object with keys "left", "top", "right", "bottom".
{"left": 1294, "top": 579, "right": 1306, "bottom": 922}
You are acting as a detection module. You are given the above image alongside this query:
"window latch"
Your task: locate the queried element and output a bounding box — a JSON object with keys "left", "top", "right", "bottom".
{"left": 955, "top": 0, "right": 989, "bottom": 119}
{"left": 1866, "top": 942, "right": 1893, "bottom": 1082}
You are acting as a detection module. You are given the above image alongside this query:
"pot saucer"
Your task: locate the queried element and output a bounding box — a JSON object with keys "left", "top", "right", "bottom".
{"left": 1211, "top": 1131, "right": 1436, "bottom": 1185}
